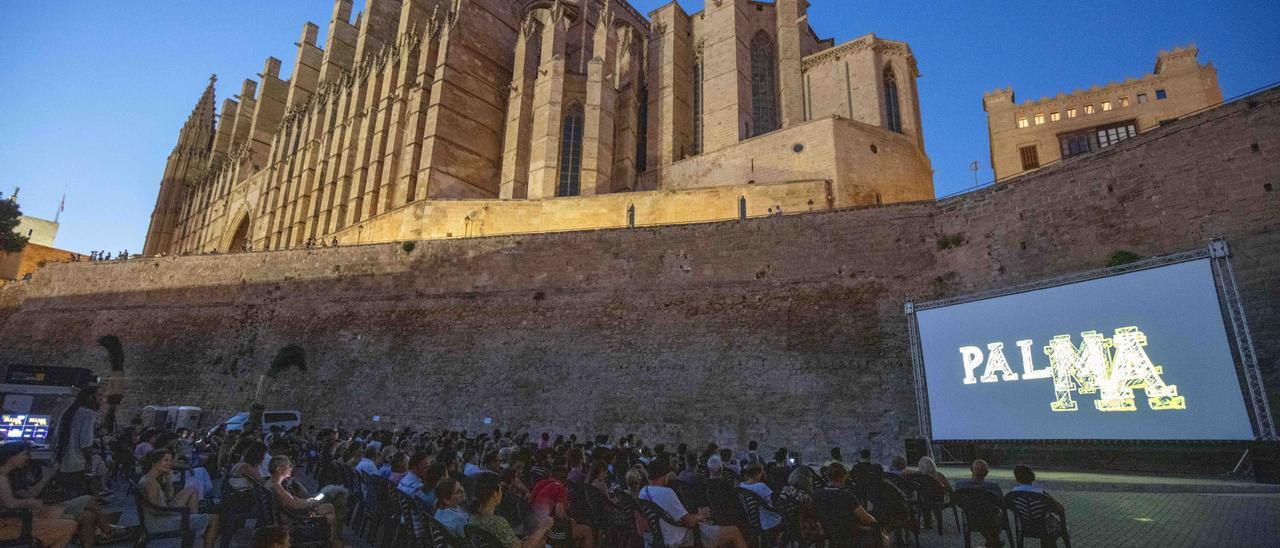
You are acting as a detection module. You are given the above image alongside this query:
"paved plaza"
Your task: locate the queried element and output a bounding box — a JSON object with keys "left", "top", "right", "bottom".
{"left": 99, "top": 467, "right": 1280, "bottom": 548}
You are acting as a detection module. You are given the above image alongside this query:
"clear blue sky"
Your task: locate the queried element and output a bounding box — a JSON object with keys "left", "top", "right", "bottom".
{"left": 1, "top": 1, "right": 1277, "bottom": 253}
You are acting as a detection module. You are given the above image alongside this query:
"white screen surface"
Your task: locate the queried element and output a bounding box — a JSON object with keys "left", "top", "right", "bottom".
{"left": 916, "top": 259, "right": 1255, "bottom": 441}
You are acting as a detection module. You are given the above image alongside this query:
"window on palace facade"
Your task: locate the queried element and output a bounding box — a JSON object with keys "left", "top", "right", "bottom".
{"left": 557, "top": 103, "right": 584, "bottom": 197}
{"left": 750, "top": 31, "right": 779, "bottom": 136}
{"left": 1119, "top": 96, "right": 1130, "bottom": 108}
{"left": 1138, "top": 93, "right": 1149, "bottom": 104}
{"left": 1068, "top": 108, "right": 1077, "bottom": 118}
{"left": 1102, "top": 101, "right": 1113, "bottom": 112}
{"left": 1156, "top": 89, "right": 1167, "bottom": 100}
{"left": 1017, "top": 117, "right": 1030, "bottom": 129}
{"left": 1019, "top": 145, "right": 1040, "bottom": 171}
{"left": 1034, "top": 113, "right": 1045, "bottom": 125}
{"left": 1059, "top": 130, "right": 1094, "bottom": 158}
{"left": 1085, "top": 104, "right": 1095, "bottom": 115}
{"left": 1050, "top": 112, "right": 1061, "bottom": 122}
{"left": 692, "top": 57, "right": 704, "bottom": 155}
{"left": 883, "top": 66, "right": 903, "bottom": 133}
{"left": 1097, "top": 121, "right": 1138, "bottom": 148}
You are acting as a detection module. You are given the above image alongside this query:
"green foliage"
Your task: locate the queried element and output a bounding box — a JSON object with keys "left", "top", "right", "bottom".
{"left": 268, "top": 345, "right": 306, "bottom": 379}
{"left": 1106, "top": 250, "right": 1142, "bottom": 267}
{"left": 401, "top": 241, "right": 416, "bottom": 253}
{"left": 97, "top": 335, "right": 125, "bottom": 372}
{"left": 937, "top": 233, "right": 966, "bottom": 250}
{"left": 0, "top": 200, "right": 29, "bottom": 253}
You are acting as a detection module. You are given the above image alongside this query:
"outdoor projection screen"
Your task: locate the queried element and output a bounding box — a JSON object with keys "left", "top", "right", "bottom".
{"left": 916, "top": 258, "right": 1255, "bottom": 441}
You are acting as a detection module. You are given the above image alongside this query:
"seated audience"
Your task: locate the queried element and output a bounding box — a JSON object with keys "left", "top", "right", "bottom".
{"left": 398, "top": 453, "right": 442, "bottom": 509}
{"left": 386, "top": 452, "right": 410, "bottom": 485}
{"left": 775, "top": 465, "right": 822, "bottom": 541}
{"left": 886, "top": 456, "right": 908, "bottom": 477}
{"left": 434, "top": 477, "right": 470, "bottom": 538}
{"left": 354, "top": 446, "right": 379, "bottom": 476}
{"left": 267, "top": 456, "right": 340, "bottom": 547}
{"left": 738, "top": 462, "right": 782, "bottom": 539}
{"left": 469, "top": 472, "right": 553, "bottom": 548}
{"left": 0, "top": 442, "right": 79, "bottom": 548}
{"left": 1012, "top": 464, "right": 1065, "bottom": 514}
{"left": 952, "top": 459, "right": 1004, "bottom": 547}
{"left": 229, "top": 441, "right": 269, "bottom": 490}
{"left": 850, "top": 449, "right": 884, "bottom": 490}
{"left": 139, "top": 449, "right": 221, "bottom": 548}
{"left": 813, "top": 463, "right": 882, "bottom": 548}
{"left": 530, "top": 465, "right": 594, "bottom": 548}
{"left": 638, "top": 459, "right": 748, "bottom": 548}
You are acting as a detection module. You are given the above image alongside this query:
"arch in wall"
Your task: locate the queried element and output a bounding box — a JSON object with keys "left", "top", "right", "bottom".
{"left": 750, "top": 31, "right": 779, "bottom": 137}
{"left": 220, "top": 210, "right": 253, "bottom": 254}
{"left": 557, "top": 102, "right": 585, "bottom": 197}
{"left": 883, "top": 65, "right": 903, "bottom": 133}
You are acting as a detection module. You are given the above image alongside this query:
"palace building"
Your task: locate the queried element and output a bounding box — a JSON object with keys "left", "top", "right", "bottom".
{"left": 142, "top": 0, "right": 934, "bottom": 255}
{"left": 984, "top": 46, "right": 1222, "bottom": 181}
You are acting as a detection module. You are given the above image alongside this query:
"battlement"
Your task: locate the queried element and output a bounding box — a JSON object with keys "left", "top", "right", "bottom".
{"left": 1155, "top": 44, "right": 1201, "bottom": 74}
{"left": 983, "top": 87, "right": 1014, "bottom": 109}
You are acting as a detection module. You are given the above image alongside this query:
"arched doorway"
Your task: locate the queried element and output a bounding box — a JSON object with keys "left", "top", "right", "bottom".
{"left": 227, "top": 215, "right": 250, "bottom": 253}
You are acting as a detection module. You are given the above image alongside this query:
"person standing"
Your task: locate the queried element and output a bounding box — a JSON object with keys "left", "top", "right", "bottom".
{"left": 53, "top": 386, "right": 104, "bottom": 497}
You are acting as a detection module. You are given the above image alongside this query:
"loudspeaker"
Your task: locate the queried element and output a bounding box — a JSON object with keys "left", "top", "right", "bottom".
{"left": 905, "top": 438, "right": 928, "bottom": 464}
{"left": 1251, "top": 442, "right": 1280, "bottom": 485}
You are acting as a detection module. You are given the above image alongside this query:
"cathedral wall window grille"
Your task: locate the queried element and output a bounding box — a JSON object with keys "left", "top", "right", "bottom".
{"left": 750, "top": 32, "right": 779, "bottom": 137}
{"left": 884, "top": 66, "right": 903, "bottom": 133}
{"left": 557, "top": 103, "right": 585, "bottom": 197}
{"left": 636, "top": 85, "right": 649, "bottom": 174}
{"left": 692, "top": 57, "right": 704, "bottom": 155}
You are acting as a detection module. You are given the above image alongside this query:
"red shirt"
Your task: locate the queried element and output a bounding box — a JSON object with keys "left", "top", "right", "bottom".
{"left": 530, "top": 478, "right": 569, "bottom": 518}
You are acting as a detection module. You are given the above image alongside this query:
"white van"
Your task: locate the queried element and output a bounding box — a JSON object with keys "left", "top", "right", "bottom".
{"left": 206, "top": 410, "right": 301, "bottom": 437}
{"left": 141, "top": 405, "right": 205, "bottom": 431}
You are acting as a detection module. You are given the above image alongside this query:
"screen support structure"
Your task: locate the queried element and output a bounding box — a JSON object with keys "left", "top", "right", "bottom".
{"left": 905, "top": 238, "right": 1277, "bottom": 457}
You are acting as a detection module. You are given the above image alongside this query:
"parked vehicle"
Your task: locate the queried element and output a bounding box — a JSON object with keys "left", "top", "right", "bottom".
{"left": 206, "top": 410, "right": 302, "bottom": 437}
{"left": 141, "top": 405, "right": 204, "bottom": 431}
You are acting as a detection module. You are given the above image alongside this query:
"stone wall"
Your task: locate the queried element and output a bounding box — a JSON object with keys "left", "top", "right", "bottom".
{"left": 1, "top": 89, "right": 1277, "bottom": 462}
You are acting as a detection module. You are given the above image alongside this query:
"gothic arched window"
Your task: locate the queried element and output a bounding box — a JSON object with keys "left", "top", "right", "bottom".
{"left": 750, "top": 32, "right": 778, "bottom": 137}
{"left": 557, "top": 103, "right": 584, "bottom": 197}
{"left": 884, "top": 66, "right": 903, "bottom": 133}
{"left": 692, "top": 55, "right": 704, "bottom": 155}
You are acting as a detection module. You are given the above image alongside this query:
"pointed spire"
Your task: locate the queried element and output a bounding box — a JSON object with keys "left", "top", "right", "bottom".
{"left": 176, "top": 75, "right": 219, "bottom": 153}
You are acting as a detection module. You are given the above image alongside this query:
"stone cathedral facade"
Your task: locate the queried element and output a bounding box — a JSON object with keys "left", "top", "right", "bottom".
{"left": 144, "top": 0, "right": 933, "bottom": 256}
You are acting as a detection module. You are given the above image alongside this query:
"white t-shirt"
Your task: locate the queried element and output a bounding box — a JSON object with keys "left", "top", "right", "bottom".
{"left": 59, "top": 408, "right": 97, "bottom": 473}
{"left": 639, "top": 485, "right": 689, "bottom": 546}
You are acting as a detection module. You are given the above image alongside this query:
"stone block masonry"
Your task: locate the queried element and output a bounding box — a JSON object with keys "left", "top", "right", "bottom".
{"left": 1, "top": 88, "right": 1277, "bottom": 460}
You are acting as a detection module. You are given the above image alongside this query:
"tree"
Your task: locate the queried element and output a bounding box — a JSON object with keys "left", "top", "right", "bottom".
{"left": 250, "top": 345, "right": 307, "bottom": 432}
{"left": 0, "top": 200, "right": 29, "bottom": 253}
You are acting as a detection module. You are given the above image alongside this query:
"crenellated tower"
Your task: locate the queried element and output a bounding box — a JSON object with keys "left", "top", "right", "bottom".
{"left": 143, "top": 76, "right": 218, "bottom": 256}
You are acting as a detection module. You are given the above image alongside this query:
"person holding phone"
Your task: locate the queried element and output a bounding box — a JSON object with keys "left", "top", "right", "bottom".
{"left": 267, "top": 456, "right": 340, "bottom": 547}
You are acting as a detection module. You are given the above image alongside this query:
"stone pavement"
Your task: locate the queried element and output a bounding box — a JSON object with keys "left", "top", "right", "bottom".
{"left": 914, "top": 490, "right": 1280, "bottom": 548}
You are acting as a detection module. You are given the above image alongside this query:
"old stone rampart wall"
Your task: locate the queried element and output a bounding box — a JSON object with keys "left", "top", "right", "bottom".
{"left": 1, "top": 89, "right": 1276, "bottom": 459}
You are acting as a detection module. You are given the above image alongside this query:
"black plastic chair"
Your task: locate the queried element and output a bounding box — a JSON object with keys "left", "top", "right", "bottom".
{"left": 464, "top": 523, "right": 507, "bottom": 548}
{"left": 135, "top": 489, "right": 196, "bottom": 548}
{"left": 1004, "top": 491, "right": 1071, "bottom": 548}
{"left": 735, "top": 487, "right": 780, "bottom": 548}
{"left": 0, "top": 509, "right": 41, "bottom": 548}
{"left": 252, "top": 483, "right": 332, "bottom": 548}
{"left": 772, "top": 491, "right": 820, "bottom": 548}
{"left": 415, "top": 505, "right": 467, "bottom": 548}
{"left": 629, "top": 489, "right": 703, "bottom": 548}
{"left": 905, "top": 474, "right": 959, "bottom": 535}
{"left": 215, "top": 479, "right": 258, "bottom": 548}
{"left": 952, "top": 488, "right": 1014, "bottom": 548}
{"left": 867, "top": 479, "right": 919, "bottom": 547}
